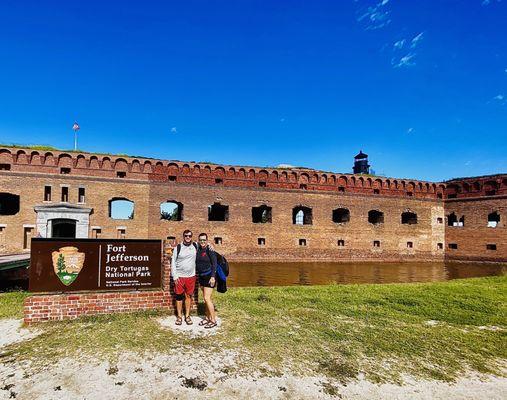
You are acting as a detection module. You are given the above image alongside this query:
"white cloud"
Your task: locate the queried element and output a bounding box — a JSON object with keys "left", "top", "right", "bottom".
{"left": 392, "top": 53, "right": 416, "bottom": 68}
{"left": 357, "top": 0, "right": 391, "bottom": 30}
{"left": 504, "top": 68, "right": 507, "bottom": 73}
{"left": 465, "top": 160, "right": 472, "bottom": 166}
{"left": 493, "top": 94, "right": 505, "bottom": 100}
{"left": 394, "top": 39, "right": 406, "bottom": 49}
{"left": 407, "top": 127, "right": 414, "bottom": 134}
{"left": 411, "top": 32, "right": 424, "bottom": 48}
{"left": 170, "top": 127, "right": 177, "bottom": 133}
{"left": 280, "top": 118, "right": 286, "bottom": 123}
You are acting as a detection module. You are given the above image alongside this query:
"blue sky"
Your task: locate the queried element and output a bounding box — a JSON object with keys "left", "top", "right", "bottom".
{"left": 0, "top": 0, "right": 506, "bottom": 182}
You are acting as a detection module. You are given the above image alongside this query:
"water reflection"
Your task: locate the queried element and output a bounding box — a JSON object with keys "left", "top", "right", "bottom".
{"left": 227, "top": 262, "right": 506, "bottom": 287}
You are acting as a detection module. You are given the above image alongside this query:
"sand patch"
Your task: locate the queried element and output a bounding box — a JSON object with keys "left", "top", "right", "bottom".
{"left": 0, "top": 350, "right": 505, "bottom": 400}
{"left": 158, "top": 316, "right": 222, "bottom": 338}
{"left": 0, "top": 319, "right": 40, "bottom": 350}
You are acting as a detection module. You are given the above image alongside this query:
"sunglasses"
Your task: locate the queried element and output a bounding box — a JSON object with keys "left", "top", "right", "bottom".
{"left": 199, "top": 239, "right": 207, "bottom": 242}
{"left": 184, "top": 234, "right": 192, "bottom": 238}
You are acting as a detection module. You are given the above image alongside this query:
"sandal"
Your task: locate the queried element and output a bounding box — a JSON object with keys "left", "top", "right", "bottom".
{"left": 204, "top": 321, "right": 217, "bottom": 329}
{"left": 185, "top": 316, "right": 193, "bottom": 325}
{"left": 175, "top": 316, "right": 183, "bottom": 326}
{"left": 198, "top": 318, "right": 209, "bottom": 326}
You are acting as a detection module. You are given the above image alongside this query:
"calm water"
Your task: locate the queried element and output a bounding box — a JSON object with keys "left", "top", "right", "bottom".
{"left": 227, "top": 262, "right": 506, "bottom": 287}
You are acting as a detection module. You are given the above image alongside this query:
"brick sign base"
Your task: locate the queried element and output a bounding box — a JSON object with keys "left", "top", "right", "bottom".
{"left": 23, "top": 241, "right": 195, "bottom": 324}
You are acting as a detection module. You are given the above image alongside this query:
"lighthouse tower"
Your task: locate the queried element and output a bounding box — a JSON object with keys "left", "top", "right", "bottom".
{"left": 353, "top": 150, "right": 370, "bottom": 174}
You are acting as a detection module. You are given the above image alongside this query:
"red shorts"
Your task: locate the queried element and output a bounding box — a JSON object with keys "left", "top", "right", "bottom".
{"left": 174, "top": 276, "right": 196, "bottom": 296}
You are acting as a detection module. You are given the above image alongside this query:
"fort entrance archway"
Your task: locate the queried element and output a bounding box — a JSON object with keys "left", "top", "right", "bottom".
{"left": 34, "top": 204, "right": 93, "bottom": 238}
{"left": 51, "top": 218, "right": 77, "bottom": 238}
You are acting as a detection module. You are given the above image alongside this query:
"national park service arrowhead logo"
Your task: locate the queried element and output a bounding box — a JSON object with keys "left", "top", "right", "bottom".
{"left": 52, "top": 246, "right": 85, "bottom": 286}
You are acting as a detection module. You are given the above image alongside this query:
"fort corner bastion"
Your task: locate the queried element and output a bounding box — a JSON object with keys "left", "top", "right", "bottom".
{"left": 0, "top": 146, "right": 505, "bottom": 263}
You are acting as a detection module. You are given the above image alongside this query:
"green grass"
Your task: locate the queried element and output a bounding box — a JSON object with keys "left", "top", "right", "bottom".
{"left": 1, "top": 276, "right": 506, "bottom": 382}
{"left": 0, "top": 291, "right": 30, "bottom": 319}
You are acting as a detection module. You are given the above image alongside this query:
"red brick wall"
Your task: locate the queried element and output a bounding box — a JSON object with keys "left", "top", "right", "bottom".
{"left": 23, "top": 241, "right": 195, "bottom": 324}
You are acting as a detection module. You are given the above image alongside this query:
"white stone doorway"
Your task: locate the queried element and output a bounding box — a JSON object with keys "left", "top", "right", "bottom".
{"left": 34, "top": 204, "right": 93, "bottom": 239}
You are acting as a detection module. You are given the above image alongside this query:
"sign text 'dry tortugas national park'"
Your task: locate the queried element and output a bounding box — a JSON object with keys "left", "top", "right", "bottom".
{"left": 29, "top": 238, "right": 162, "bottom": 293}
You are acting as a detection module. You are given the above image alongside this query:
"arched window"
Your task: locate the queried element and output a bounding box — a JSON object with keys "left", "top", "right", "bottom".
{"left": 252, "top": 205, "right": 272, "bottom": 223}
{"left": 160, "top": 201, "right": 183, "bottom": 221}
{"left": 368, "top": 210, "right": 384, "bottom": 225}
{"left": 109, "top": 198, "right": 134, "bottom": 219}
{"left": 293, "top": 206, "right": 312, "bottom": 225}
{"left": 488, "top": 211, "right": 500, "bottom": 228}
{"left": 208, "top": 203, "right": 229, "bottom": 221}
{"left": 447, "top": 212, "right": 464, "bottom": 227}
{"left": 401, "top": 211, "right": 418, "bottom": 225}
{"left": 0, "top": 193, "right": 20, "bottom": 215}
{"left": 332, "top": 208, "right": 350, "bottom": 223}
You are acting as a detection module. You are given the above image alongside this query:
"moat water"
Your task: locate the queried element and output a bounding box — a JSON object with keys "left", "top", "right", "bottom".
{"left": 227, "top": 262, "right": 506, "bottom": 287}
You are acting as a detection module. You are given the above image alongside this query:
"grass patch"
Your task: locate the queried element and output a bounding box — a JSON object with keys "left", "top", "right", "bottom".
{"left": 0, "top": 291, "right": 30, "bottom": 319}
{"left": 1, "top": 276, "right": 506, "bottom": 382}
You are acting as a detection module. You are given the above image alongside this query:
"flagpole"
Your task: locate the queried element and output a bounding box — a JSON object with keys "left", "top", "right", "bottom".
{"left": 72, "top": 122, "right": 80, "bottom": 151}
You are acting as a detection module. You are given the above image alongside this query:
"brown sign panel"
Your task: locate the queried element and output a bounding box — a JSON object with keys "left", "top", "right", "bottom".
{"left": 29, "top": 239, "right": 162, "bottom": 293}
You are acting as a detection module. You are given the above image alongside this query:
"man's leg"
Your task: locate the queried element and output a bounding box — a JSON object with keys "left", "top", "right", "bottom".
{"left": 175, "top": 299, "right": 183, "bottom": 319}
{"left": 184, "top": 293, "right": 192, "bottom": 318}
{"left": 203, "top": 287, "right": 216, "bottom": 323}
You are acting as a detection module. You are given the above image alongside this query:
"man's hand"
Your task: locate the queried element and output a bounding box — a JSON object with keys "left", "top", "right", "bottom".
{"left": 207, "top": 243, "right": 215, "bottom": 251}
{"left": 209, "top": 277, "right": 216, "bottom": 287}
{"left": 174, "top": 277, "right": 179, "bottom": 285}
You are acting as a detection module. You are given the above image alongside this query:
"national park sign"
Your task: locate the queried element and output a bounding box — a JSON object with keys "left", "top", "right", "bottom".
{"left": 29, "top": 238, "right": 162, "bottom": 293}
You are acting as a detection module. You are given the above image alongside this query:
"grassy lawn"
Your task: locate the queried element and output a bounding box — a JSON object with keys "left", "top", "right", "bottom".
{"left": 1, "top": 276, "right": 506, "bottom": 382}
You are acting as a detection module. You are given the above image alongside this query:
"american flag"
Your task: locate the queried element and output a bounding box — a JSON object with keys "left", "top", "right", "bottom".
{"left": 72, "top": 122, "right": 80, "bottom": 131}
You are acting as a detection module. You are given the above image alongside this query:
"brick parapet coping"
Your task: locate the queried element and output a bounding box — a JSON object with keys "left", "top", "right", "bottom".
{"left": 23, "top": 240, "right": 197, "bottom": 324}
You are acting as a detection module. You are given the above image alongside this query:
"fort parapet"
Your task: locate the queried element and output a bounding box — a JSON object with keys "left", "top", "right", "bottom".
{"left": 0, "top": 146, "right": 505, "bottom": 262}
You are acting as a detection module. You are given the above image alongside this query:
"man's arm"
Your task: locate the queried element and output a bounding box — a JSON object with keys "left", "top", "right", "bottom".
{"left": 209, "top": 249, "right": 218, "bottom": 278}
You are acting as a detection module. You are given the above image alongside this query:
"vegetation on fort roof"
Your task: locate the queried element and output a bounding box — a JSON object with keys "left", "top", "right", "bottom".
{"left": 1, "top": 276, "right": 505, "bottom": 382}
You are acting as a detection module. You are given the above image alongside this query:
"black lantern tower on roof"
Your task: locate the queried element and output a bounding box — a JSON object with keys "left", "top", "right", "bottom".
{"left": 353, "top": 150, "right": 370, "bottom": 174}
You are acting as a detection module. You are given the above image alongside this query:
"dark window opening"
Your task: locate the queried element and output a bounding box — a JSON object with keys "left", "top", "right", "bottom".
{"left": 373, "top": 240, "right": 381, "bottom": 247}
{"left": 338, "top": 186, "right": 345, "bottom": 192}
{"left": 486, "top": 244, "right": 497, "bottom": 251}
{"left": 161, "top": 201, "right": 183, "bottom": 221}
{"left": 368, "top": 210, "right": 384, "bottom": 225}
{"left": 215, "top": 178, "right": 223, "bottom": 185}
{"left": 258, "top": 237, "right": 265, "bottom": 246}
{"left": 92, "top": 228, "right": 101, "bottom": 239}
{"left": 0, "top": 193, "right": 20, "bottom": 215}
{"left": 406, "top": 192, "right": 413, "bottom": 197}
{"left": 166, "top": 236, "right": 176, "bottom": 246}
{"left": 437, "top": 243, "right": 443, "bottom": 250}
{"left": 485, "top": 190, "right": 496, "bottom": 196}
{"left": 208, "top": 203, "right": 229, "bottom": 221}
{"left": 299, "top": 238, "right": 307, "bottom": 246}
{"left": 61, "top": 187, "right": 69, "bottom": 202}
{"left": 332, "top": 208, "right": 350, "bottom": 223}
{"left": 109, "top": 198, "right": 135, "bottom": 219}
{"left": 300, "top": 184, "right": 307, "bottom": 190}
{"left": 78, "top": 187, "right": 85, "bottom": 203}
{"left": 252, "top": 205, "right": 272, "bottom": 223}
{"left": 488, "top": 211, "right": 500, "bottom": 228}
{"left": 373, "top": 189, "right": 380, "bottom": 195}
{"left": 214, "top": 237, "right": 222, "bottom": 245}
{"left": 0, "top": 164, "right": 11, "bottom": 171}
{"left": 401, "top": 211, "right": 418, "bottom": 225}
{"left": 293, "top": 206, "right": 313, "bottom": 225}
{"left": 407, "top": 241, "right": 413, "bottom": 248}
{"left": 168, "top": 175, "right": 177, "bottom": 182}
{"left": 60, "top": 167, "right": 71, "bottom": 174}
{"left": 448, "top": 243, "right": 458, "bottom": 249}
{"left": 437, "top": 217, "right": 443, "bottom": 224}
{"left": 117, "top": 228, "right": 126, "bottom": 239}
{"left": 259, "top": 181, "right": 266, "bottom": 187}
{"left": 117, "top": 171, "right": 126, "bottom": 178}
{"left": 44, "top": 186, "right": 52, "bottom": 202}
{"left": 447, "top": 193, "right": 457, "bottom": 199}
{"left": 437, "top": 193, "right": 443, "bottom": 199}
{"left": 447, "top": 212, "right": 464, "bottom": 227}
{"left": 337, "top": 239, "right": 345, "bottom": 247}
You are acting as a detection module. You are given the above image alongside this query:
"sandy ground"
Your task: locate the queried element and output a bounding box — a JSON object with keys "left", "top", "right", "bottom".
{"left": 0, "top": 318, "right": 506, "bottom": 399}
{"left": 0, "top": 319, "right": 40, "bottom": 349}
